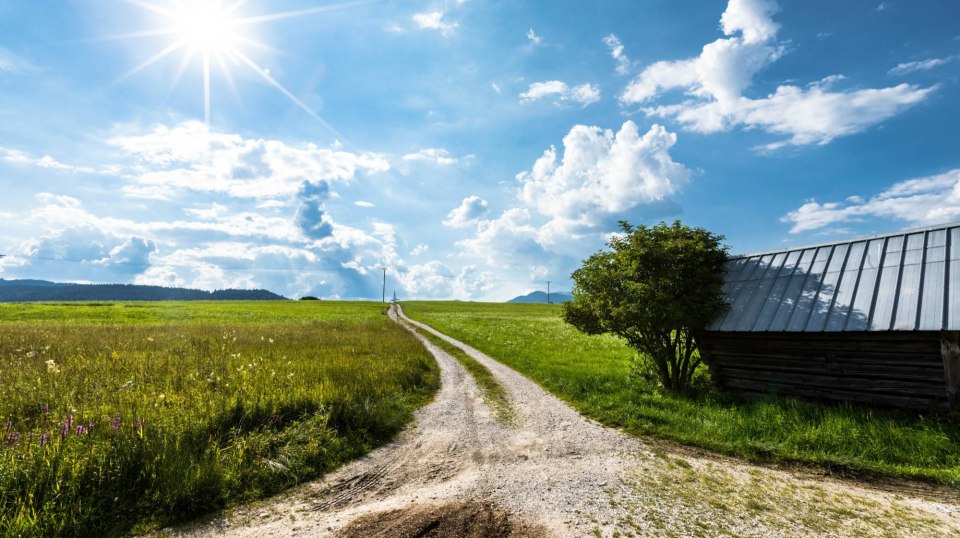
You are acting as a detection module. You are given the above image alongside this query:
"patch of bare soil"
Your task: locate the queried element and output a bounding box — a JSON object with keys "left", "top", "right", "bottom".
{"left": 333, "top": 501, "right": 548, "bottom": 538}
{"left": 164, "top": 305, "right": 960, "bottom": 537}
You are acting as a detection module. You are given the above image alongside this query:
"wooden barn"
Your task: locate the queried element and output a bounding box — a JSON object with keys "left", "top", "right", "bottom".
{"left": 698, "top": 224, "right": 960, "bottom": 411}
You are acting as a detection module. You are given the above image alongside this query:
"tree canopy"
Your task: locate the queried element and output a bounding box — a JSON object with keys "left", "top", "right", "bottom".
{"left": 563, "top": 220, "right": 728, "bottom": 391}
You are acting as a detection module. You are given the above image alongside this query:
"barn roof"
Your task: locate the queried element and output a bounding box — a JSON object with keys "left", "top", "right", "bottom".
{"left": 708, "top": 223, "right": 960, "bottom": 332}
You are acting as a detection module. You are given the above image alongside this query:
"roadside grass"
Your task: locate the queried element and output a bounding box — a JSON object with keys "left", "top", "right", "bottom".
{"left": 0, "top": 302, "right": 439, "bottom": 537}
{"left": 402, "top": 301, "right": 960, "bottom": 487}
{"left": 405, "top": 319, "right": 513, "bottom": 423}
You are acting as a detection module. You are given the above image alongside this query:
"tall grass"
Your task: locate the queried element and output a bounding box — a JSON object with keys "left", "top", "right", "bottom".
{"left": 402, "top": 301, "right": 960, "bottom": 486}
{"left": 0, "top": 302, "right": 439, "bottom": 537}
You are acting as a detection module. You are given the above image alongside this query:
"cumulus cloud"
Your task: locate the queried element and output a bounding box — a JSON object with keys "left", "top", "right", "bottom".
{"left": 603, "top": 34, "right": 631, "bottom": 75}
{"left": 517, "top": 121, "right": 688, "bottom": 242}
{"left": 520, "top": 81, "right": 601, "bottom": 107}
{"left": 457, "top": 121, "right": 690, "bottom": 267}
{"left": 109, "top": 121, "right": 389, "bottom": 199}
{"left": 782, "top": 169, "right": 960, "bottom": 233}
{"left": 412, "top": 11, "right": 458, "bottom": 37}
{"left": 620, "top": 0, "right": 934, "bottom": 149}
{"left": 443, "top": 195, "right": 489, "bottom": 228}
{"left": 295, "top": 181, "right": 335, "bottom": 241}
{"left": 888, "top": 56, "right": 954, "bottom": 76}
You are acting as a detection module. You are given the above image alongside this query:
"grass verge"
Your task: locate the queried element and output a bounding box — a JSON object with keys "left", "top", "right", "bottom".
{"left": 0, "top": 301, "right": 439, "bottom": 537}
{"left": 405, "top": 318, "right": 513, "bottom": 424}
{"left": 402, "top": 301, "right": 960, "bottom": 487}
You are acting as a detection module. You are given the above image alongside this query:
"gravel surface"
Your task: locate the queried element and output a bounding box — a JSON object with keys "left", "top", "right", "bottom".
{"left": 165, "top": 305, "right": 960, "bottom": 537}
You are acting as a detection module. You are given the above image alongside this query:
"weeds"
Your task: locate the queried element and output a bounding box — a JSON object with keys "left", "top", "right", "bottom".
{"left": 0, "top": 302, "right": 439, "bottom": 537}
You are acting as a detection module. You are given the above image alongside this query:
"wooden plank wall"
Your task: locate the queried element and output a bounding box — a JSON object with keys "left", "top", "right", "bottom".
{"left": 699, "top": 331, "right": 949, "bottom": 411}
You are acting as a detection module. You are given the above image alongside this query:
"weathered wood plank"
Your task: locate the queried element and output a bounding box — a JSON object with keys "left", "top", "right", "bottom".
{"left": 941, "top": 331, "right": 960, "bottom": 409}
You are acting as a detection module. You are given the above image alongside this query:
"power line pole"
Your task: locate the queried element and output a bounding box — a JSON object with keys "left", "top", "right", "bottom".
{"left": 547, "top": 281, "right": 551, "bottom": 304}
{"left": 382, "top": 268, "right": 387, "bottom": 303}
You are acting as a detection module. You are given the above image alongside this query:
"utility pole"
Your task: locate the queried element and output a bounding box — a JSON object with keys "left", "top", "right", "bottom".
{"left": 547, "top": 281, "right": 551, "bottom": 304}
{"left": 382, "top": 268, "right": 387, "bottom": 303}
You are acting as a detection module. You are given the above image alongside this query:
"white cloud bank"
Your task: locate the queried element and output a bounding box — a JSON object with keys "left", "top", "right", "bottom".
{"left": 111, "top": 121, "right": 389, "bottom": 199}
{"left": 621, "top": 0, "right": 935, "bottom": 149}
{"left": 520, "top": 80, "right": 601, "bottom": 107}
{"left": 783, "top": 169, "right": 960, "bottom": 233}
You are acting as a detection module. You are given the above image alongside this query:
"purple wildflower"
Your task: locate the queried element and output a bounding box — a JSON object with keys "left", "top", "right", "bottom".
{"left": 42, "top": 404, "right": 49, "bottom": 414}
{"left": 75, "top": 425, "right": 86, "bottom": 436}
{"left": 39, "top": 432, "right": 50, "bottom": 447}
{"left": 112, "top": 415, "right": 121, "bottom": 431}
{"left": 60, "top": 422, "right": 68, "bottom": 439}
{"left": 4, "top": 420, "right": 10, "bottom": 432}
{"left": 66, "top": 413, "right": 74, "bottom": 430}
{"left": 6, "top": 431, "right": 20, "bottom": 445}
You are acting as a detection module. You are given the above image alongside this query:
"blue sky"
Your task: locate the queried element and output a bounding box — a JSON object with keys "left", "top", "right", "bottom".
{"left": 0, "top": 0, "right": 957, "bottom": 300}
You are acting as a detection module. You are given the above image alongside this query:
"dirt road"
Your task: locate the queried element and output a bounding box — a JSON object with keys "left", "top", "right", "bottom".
{"left": 170, "top": 305, "right": 960, "bottom": 537}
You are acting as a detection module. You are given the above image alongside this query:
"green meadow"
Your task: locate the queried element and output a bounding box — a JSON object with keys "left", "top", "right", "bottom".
{"left": 0, "top": 301, "right": 439, "bottom": 537}
{"left": 402, "top": 301, "right": 960, "bottom": 486}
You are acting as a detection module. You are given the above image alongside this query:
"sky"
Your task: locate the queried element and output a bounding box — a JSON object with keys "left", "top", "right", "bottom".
{"left": 0, "top": 0, "right": 957, "bottom": 301}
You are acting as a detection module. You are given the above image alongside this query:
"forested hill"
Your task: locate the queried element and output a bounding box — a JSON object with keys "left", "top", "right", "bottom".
{"left": 0, "top": 279, "right": 287, "bottom": 302}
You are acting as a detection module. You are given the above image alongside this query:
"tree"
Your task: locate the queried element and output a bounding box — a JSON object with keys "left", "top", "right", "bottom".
{"left": 563, "top": 220, "right": 728, "bottom": 391}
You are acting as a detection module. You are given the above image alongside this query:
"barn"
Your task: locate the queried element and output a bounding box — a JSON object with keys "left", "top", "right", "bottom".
{"left": 698, "top": 224, "right": 960, "bottom": 411}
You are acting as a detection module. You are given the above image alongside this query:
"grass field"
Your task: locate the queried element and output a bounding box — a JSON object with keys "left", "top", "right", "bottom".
{"left": 402, "top": 301, "right": 960, "bottom": 486}
{"left": 0, "top": 301, "right": 440, "bottom": 537}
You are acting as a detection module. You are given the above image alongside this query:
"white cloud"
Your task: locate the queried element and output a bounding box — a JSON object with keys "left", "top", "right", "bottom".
{"left": 110, "top": 121, "right": 389, "bottom": 199}
{"left": 603, "top": 34, "right": 631, "bottom": 75}
{"left": 1, "top": 148, "right": 96, "bottom": 174}
{"left": 888, "top": 56, "right": 953, "bottom": 75}
{"left": 491, "top": 82, "right": 502, "bottom": 94}
{"left": 402, "top": 148, "right": 460, "bottom": 165}
{"left": 527, "top": 28, "right": 542, "bottom": 45}
{"left": 517, "top": 121, "right": 689, "bottom": 246}
{"left": 620, "top": 0, "right": 933, "bottom": 148}
{"left": 354, "top": 201, "right": 375, "bottom": 208}
{"left": 520, "top": 81, "right": 601, "bottom": 107}
{"left": 412, "top": 11, "right": 458, "bottom": 37}
{"left": 184, "top": 203, "right": 229, "bottom": 220}
{"left": 443, "top": 195, "right": 489, "bottom": 228}
{"left": 782, "top": 169, "right": 960, "bottom": 233}
{"left": 410, "top": 243, "right": 429, "bottom": 256}
{"left": 457, "top": 121, "right": 690, "bottom": 267}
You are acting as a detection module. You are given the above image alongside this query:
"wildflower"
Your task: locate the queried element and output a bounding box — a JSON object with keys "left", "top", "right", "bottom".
{"left": 60, "top": 423, "right": 68, "bottom": 439}
{"left": 112, "top": 415, "right": 121, "bottom": 431}
{"left": 6, "top": 431, "right": 20, "bottom": 445}
{"left": 4, "top": 420, "right": 10, "bottom": 432}
{"left": 45, "top": 359, "right": 60, "bottom": 374}
{"left": 66, "top": 414, "right": 74, "bottom": 430}
{"left": 76, "top": 425, "right": 86, "bottom": 436}
{"left": 147, "top": 337, "right": 154, "bottom": 342}
{"left": 39, "top": 432, "right": 50, "bottom": 447}
{"left": 42, "top": 404, "right": 49, "bottom": 414}
{"left": 26, "top": 351, "right": 36, "bottom": 358}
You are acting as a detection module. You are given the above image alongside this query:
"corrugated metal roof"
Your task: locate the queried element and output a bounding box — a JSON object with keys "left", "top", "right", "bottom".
{"left": 709, "top": 223, "right": 960, "bottom": 332}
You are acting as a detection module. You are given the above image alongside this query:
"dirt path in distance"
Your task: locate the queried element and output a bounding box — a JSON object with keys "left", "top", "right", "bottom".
{"left": 167, "top": 305, "right": 960, "bottom": 537}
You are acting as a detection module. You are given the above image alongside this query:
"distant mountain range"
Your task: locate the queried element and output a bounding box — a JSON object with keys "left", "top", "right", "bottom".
{"left": 507, "top": 290, "right": 573, "bottom": 304}
{"left": 0, "top": 279, "right": 287, "bottom": 302}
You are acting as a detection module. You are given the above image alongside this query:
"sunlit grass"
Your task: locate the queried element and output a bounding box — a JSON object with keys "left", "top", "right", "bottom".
{"left": 0, "top": 302, "right": 439, "bottom": 536}
{"left": 402, "top": 301, "right": 960, "bottom": 486}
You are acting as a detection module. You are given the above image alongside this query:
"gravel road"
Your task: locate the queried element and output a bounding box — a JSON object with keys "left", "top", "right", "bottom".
{"left": 168, "top": 305, "right": 960, "bottom": 537}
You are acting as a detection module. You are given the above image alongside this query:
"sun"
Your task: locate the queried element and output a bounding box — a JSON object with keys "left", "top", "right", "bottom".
{"left": 114, "top": 0, "right": 360, "bottom": 134}
{"left": 171, "top": 2, "right": 241, "bottom": 55}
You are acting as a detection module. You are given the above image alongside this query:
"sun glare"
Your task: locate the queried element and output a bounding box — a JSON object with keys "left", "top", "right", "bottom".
{"left": 172, "top": 2, "right": 240, "bottom": 54}
{"left": 115, "top": 0, "right": 362, "bottom": 136}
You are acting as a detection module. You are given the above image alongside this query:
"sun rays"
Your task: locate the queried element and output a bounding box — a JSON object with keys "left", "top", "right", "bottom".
{"left": 115, "top": 0, "right": 363, "bottom": 135}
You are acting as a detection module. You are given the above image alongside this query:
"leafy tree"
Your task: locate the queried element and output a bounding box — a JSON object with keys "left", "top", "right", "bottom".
{"left": 563, "top": 220, "right": 728, "bottom": 391}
